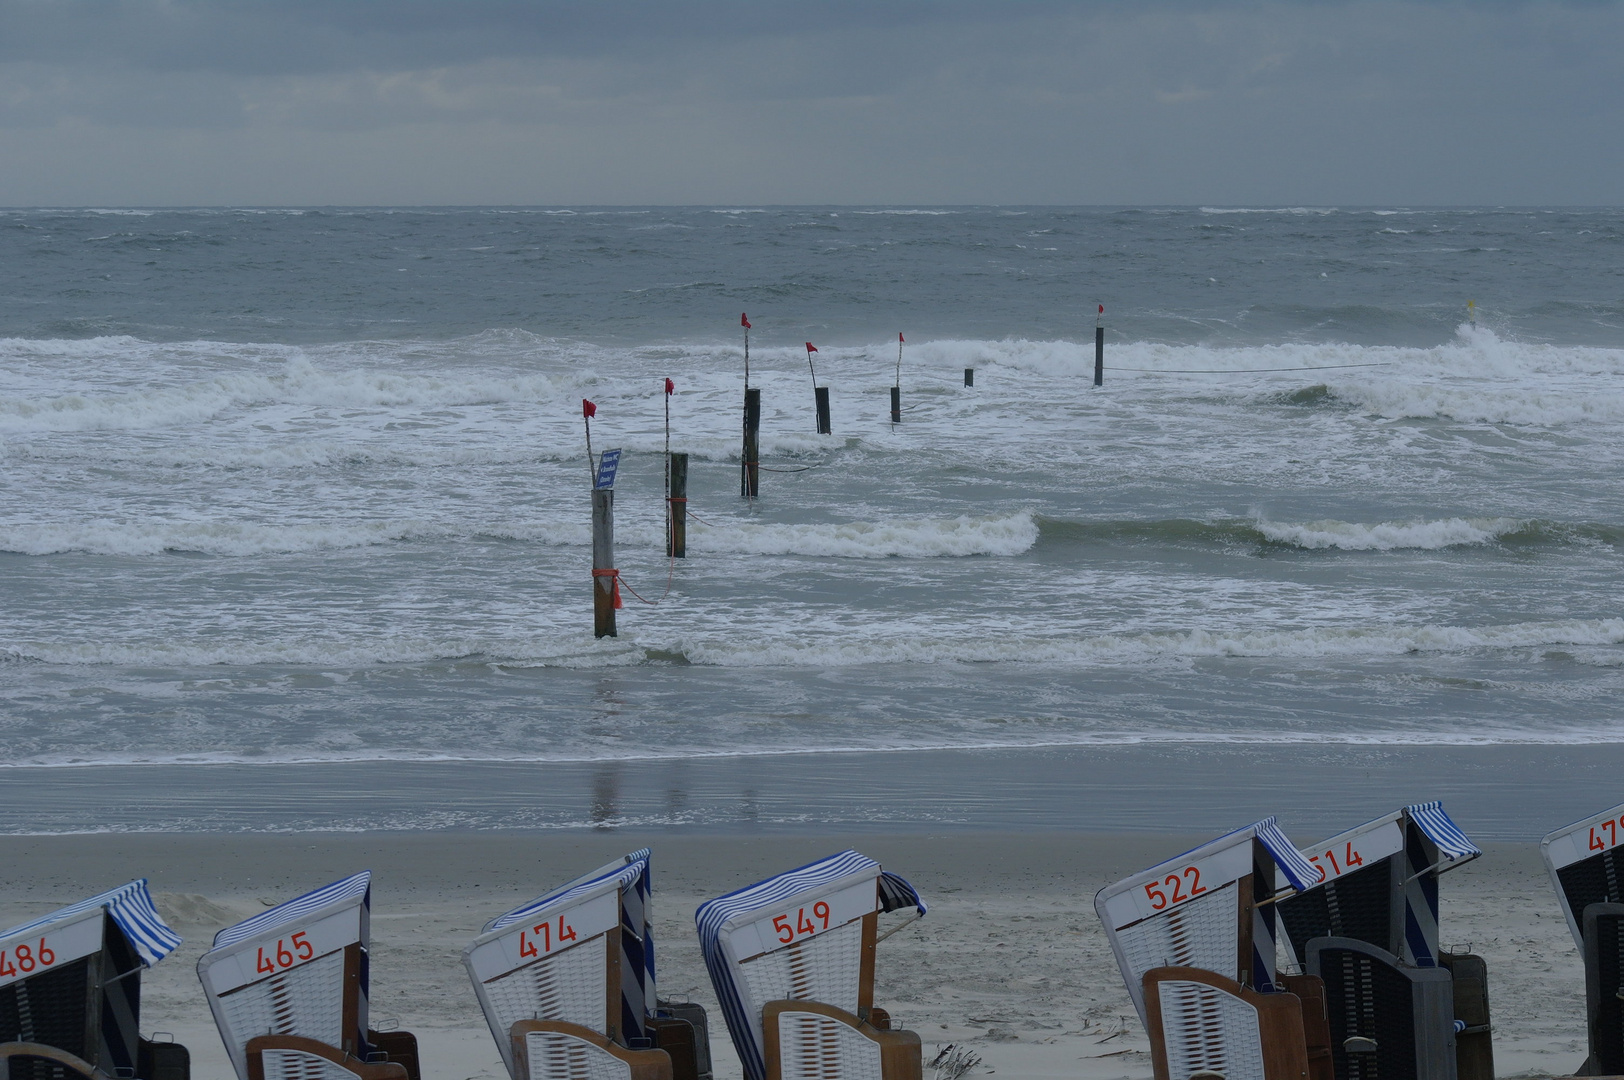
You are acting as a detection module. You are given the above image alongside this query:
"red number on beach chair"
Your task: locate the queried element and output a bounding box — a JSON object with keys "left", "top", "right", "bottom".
{"left": 1591, "top": 819, "right": 1621, "bottom": 852}
{"left": 1144, "top": 866, "right": 1206, "bottom": 911}
{"left": 519, "top": 914, "right": 578, "bottom": 958}
{"left": 771, "top": 903, "right": 837, "bottom": 945}
{"left": 254, "top": 933, "right": 317, "bottom": 975}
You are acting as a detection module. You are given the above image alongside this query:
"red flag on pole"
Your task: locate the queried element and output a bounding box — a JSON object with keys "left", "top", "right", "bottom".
{"left": 805, "top": 342, "right": 817, "bottom": 353}
{"left": 899, "top": 333, "right": 905, "bottom": 343}
{"left": 665, "top": 378, "right": 674, "bottom": 395}
{"left": 741, "top": 313, "right": 751, "bottom": 329}
{"left": 1099, "top": 304, "right": 1104, "bottom": 314}
{"left": 582, "top": 399, "right": 596, "bottom": 418}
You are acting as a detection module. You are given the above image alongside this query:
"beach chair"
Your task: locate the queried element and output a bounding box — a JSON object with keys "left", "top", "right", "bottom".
{"left": 1277, "top": 802, "right": 1488, "bottom": 1080}
{"left": 465, "top": 849, "right": 709, "bottom": 1080}
{"left": 1305, "top": 938, "right": 1458, "bottom": 1080}
{"left": 1142, "top": 966, "right": 1312, "bottom": 1080}
{"left": 0, "top": 880, "right": 188, "bottom": 1080}
{"left": 1541, "top": 801, "right": 1624, "bottom": 1075}
{"left": 1095, "top": 818, "right": 1325, "bottom": 1080}
{"left": 694, "top": 850, "right": 927, "bottom": 1080}
{"left": 196, "top": 871, "right": 420, "bottom": 1080}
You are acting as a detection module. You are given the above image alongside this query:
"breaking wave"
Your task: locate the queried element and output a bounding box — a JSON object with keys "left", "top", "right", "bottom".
{"left": 1035, "top": 515, "right": 1617, "bottom": 552}
{"left": 0, "top": 512, "right": 1039, "bottom": 559}
{"left": 8, "top": 616, "right": 1618, "bottom": 671}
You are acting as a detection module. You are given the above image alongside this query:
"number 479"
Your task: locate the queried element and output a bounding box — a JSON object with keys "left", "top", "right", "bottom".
{"left": 1590, "top": 818, "right": 1624, "bottom": 851}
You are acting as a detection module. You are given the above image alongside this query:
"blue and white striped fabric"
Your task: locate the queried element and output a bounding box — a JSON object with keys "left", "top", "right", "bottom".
{"left": 485, "top": 857, "right": 648, "bottom": 933}
{"left": 877, "top": 871, "right": 927, "bottom": 916}
{"left": 1254, "top": 817, "right": 1320, "bottom": 893}
{"left": 1407, "top": 801, "right": 1480, "bottom": 861}
{"left": 620, "top": 847, "right": 656, "bottom": 1041}
{"left": 696, "top": 850, "right": 920, "bottom": 1080}
{"left": 212, "top": 871, "right": 371, "bottom": 949}
{"left": 0, "top": 879, "right": 181, "bottom": 968}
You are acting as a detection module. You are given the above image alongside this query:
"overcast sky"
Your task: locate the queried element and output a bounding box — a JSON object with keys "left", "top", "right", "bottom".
{"left": 0, "top": 1, "right": 1618, "bottom": 206}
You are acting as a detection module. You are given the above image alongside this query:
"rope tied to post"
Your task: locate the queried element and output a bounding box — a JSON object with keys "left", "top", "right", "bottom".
{"left": 591, "top": 567, "right": 623, "bottom": 610}
{"left": 596, "top": 561, "right": 676, "bottom": 607}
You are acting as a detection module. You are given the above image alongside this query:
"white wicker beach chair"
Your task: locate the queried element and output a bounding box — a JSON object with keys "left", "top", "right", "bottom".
{"left": 1095, "top": 817, "right": 1320, "bottom": 1028}
{"left": 695, "top": 850, "right": 926, "bottom": 1080}
{"left": 466, "top": 850, "right": 705, "bottom": 1080}
{"left": 1278, "top": 802, "right": 1486, "bottom": 1080}
{"left": 197, "top": 871, "right": 418, "bottom": 1080}
{"left": 0, "top": 879, "right": 187, "bottom": 1080}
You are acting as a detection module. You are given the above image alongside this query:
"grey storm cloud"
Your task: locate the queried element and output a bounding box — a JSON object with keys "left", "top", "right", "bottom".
{"left": 0, "top": 1, "right": 1619, "bottom": 205}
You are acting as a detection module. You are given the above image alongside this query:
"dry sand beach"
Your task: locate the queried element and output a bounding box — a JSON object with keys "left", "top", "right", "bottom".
{"left": 0, "top": 831, "right": 1590, "bottom": 1080}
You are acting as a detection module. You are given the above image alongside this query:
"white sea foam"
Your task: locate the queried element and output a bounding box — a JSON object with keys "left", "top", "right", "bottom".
{"left": 1255, "top": 516, "right": 1524, "bottom": 551}
{"left": 0, "top": 518, "right": 593, "bottom": 557}
{"left": 7, "top": 617, "right": 1618, "bottom": 672}
{"left": 1198, "top": 207, "right": 1338, "bottom": 215}
{"left": 674, "top": 617, "right": 1624, "bottom": 668}
{"left": 0, "top": 356, "right": 575, "bottom": 434}
{"left": 688, "top": 512, "right": 1038, "bottom": 558}
{"left": 0, "top": 513, "right": 1034, "bottom": 559}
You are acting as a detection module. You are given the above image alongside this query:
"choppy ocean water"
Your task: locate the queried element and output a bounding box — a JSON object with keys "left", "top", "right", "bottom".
{"left": 2, "top": 206, "right": 1622, "bottom": 835}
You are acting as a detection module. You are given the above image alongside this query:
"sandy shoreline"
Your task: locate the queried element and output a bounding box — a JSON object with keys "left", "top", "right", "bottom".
{"left": 0, "top": 831, "right": 1589, "bottom": 1080}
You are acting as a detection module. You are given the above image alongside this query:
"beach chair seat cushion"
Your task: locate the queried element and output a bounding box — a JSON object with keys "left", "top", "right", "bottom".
{"left": 762, "top": 1000, "right": 921, "bottom": 1080}
{"left": 1142, "top": 967, "right": 1311, "bottom": 1080}
{"left": 511, "top": 1020, "right": 673, "bottom": 1080}
{"left": 245, "top": 1034, "right": 407, "bottom": 1080}
{"left": 0, "top": 1041, "right": 109, "bottom": 1080}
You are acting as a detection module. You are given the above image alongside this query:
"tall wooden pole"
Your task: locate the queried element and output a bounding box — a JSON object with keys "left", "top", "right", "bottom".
{"left": 1094, "top": 303, "right": 1104, "bottom": 387}
{"left": 806, "top": 342, "right": 829, "bottom": 434}
{"left": 741, "top": 388, "right": 760, "bottom": 498}
{"left": 891, "top": 332, "right": 903, "bottom": 425}
{"left": 668, "top": 452, "right": 688, "bottom": 558}
{"left": 592, "top": 486, "right": 616, "bottom": 638}
{"left": 741, "top": 314, "right": 758, "bottom": 499}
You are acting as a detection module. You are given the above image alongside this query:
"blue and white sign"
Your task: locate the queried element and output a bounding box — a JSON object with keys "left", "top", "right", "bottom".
{"left": 595, "top": 448, "right": 622, "bottom": 489}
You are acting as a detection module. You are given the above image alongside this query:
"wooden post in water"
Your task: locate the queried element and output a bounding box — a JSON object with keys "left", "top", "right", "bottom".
{"left": 891, "top": 332, "right": 904, "bottom": 425}
{"left": 667, "top": 452, "right": 688, "bottom": 558}
{"left": 741, "top": 388, "right": 760, "bottom": 498}
{"left": 1094, "top": 303, "right": 1105, "bottom": 387}
{"left": 592, "top": 486, "right": 616, "bottom": 638}
{"left": 964, "top": 367, "right": 974, "bottom": 387}
{"left": 805, "top": 341, "right": 829, "bottom": 434}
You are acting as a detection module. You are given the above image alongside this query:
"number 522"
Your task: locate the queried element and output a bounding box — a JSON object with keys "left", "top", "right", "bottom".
{"left": 1144, "top": 866, "right": 1206, "bottom": 911}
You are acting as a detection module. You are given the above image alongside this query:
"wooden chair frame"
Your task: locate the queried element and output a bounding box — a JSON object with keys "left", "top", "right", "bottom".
{"left": 0, "top": 1041, "right": 108, "bottom": 1080}
{"left": 1142, "top": 966, "right": 1311, "bottom": 1080}
{"left": 244, "top": 1034, "right": 406, "bottom": 1080}
{"left": 761, "top": 1000, "right": 921, "bottom": 1080}
{"left": 509, "top": 1020, "right": 672, "bottom": 1080}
